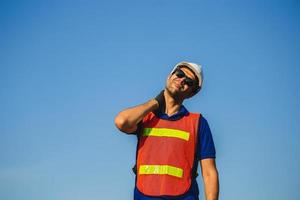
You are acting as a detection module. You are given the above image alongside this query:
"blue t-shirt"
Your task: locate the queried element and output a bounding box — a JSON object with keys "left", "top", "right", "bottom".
{"left": 134, "top": 106, "right": 216, "bottom": 200}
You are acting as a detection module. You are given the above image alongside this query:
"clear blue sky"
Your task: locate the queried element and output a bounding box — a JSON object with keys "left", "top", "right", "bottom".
{"left": 1, "top": 0, "right": 300, "bottom": 199}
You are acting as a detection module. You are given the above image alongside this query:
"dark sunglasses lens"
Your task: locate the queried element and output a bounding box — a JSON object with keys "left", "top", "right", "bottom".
{"left": 174, "top": 68, "right": 195, "bottom": 87}
{"left": 184, "top": 78, "right": 194, "bottom": 87}
{"left": 175, "top": 69, "right": 185, "bottom": 78}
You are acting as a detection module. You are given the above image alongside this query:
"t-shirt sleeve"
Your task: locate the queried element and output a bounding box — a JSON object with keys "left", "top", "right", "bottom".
{"left": 197, "top": 116, "right": 216, "bottom": 160}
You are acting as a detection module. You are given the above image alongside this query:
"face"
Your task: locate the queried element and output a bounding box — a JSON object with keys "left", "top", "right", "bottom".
{"left": 165, "top": 66, "right": 197, "bottom": 99}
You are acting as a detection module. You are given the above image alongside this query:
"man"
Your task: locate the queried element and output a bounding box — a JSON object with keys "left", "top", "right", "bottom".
{"left": 114, "top": 61, "right": 219, "bottom": 200}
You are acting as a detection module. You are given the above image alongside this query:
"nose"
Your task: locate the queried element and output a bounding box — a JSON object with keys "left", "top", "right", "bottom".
{"left": 177, "top": 77, "right": 186, "bottom": 86}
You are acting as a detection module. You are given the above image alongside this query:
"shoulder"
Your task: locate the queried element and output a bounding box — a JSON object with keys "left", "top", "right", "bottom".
{"left": 198, "top": 115, "right": 212, "bottom": 133}
{"left": 187, "top": 112, "right": 208, "bottom": 125}
{"left": 200, "top": 115, "right": 209, "bottom": 126}
{"left": 188, "top": 113, "right": 211, "bottom": 136}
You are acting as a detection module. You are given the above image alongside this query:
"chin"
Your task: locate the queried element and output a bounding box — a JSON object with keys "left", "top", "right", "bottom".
{"left": 167, "top": 88, "right": 185, "bottom": 99}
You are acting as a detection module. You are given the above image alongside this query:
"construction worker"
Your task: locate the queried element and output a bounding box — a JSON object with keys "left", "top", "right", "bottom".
{"left": 115, "top": 61, "right": 219, "bottom": 200}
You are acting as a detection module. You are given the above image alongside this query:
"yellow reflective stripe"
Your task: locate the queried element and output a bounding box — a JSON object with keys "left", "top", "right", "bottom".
{"left": 139, "top": 165, "right": 183, "bottom": 178}
{"left": 143, "top": 128, "right": 189, "bottom": 141}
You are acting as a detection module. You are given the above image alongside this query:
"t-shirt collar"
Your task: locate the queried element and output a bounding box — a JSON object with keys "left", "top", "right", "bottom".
{"left": 158, "top": 105, "right": 189, "bottom": 120}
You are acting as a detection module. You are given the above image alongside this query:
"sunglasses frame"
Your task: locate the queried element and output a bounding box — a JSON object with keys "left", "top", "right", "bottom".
{"left": 172, "top": 67, "right": 196, "bottom": 87}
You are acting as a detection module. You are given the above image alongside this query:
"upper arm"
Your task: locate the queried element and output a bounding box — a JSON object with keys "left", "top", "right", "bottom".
{"left": 114, "top": 117, "right": 142, "bottom": 135}
{"left": 197, "top": 117, "right": 216, "bottom": 160}
{"left": 197, "top": 116, "right": 218, "bottom": 177}
{"left": 114, "top": 115, "right": 138, "bottom": 134}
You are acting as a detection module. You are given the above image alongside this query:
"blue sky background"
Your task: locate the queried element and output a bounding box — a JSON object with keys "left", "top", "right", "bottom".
{"left": 1, "top": 0, "right": 300, "bottom": 199}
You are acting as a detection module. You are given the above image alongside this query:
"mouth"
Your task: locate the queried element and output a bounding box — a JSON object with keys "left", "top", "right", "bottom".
{"left": 173, "top": 82, "right": 183, "bottom": 90}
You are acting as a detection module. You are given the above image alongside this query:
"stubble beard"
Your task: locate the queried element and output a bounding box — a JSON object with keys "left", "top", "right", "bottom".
{"left": 165, "top": 85, "right": 185, "bottom": 103}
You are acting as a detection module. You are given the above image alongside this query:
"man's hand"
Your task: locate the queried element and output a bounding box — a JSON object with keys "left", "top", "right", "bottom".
{"left": 154, "top": 90, "right": 166, "bottom": 115}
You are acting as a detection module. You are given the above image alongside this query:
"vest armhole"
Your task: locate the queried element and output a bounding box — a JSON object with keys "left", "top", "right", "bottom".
{"left": 191, "top": 113, "right": 201, "bottom": 179}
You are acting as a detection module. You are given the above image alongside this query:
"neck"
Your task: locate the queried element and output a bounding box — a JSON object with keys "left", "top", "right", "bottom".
{"left": 164, "top": 90, "right": 184, "bottom": 116}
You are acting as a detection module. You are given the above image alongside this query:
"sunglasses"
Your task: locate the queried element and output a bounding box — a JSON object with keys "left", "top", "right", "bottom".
{"left": 173, "top": 68, "right": 195, "bottom": 87}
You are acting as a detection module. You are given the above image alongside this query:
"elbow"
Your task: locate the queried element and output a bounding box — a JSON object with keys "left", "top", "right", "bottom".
{"left": 114, "top": 114, "right": 136, "bottom": 134}
{"left": 114, "top": 115, "right": 126, "bottom": 131}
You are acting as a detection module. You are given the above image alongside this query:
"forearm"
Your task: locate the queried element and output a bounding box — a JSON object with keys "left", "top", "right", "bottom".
{"left": 114, "top": 99, "right": 158, "bottom": 133}
{"left": 203, "top": 170, "right": 219, "bottom": 200}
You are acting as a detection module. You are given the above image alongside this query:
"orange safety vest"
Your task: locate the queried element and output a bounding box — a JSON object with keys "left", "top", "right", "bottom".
{"left": 136, "top": 112, "right": 200, "bottom": 196}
